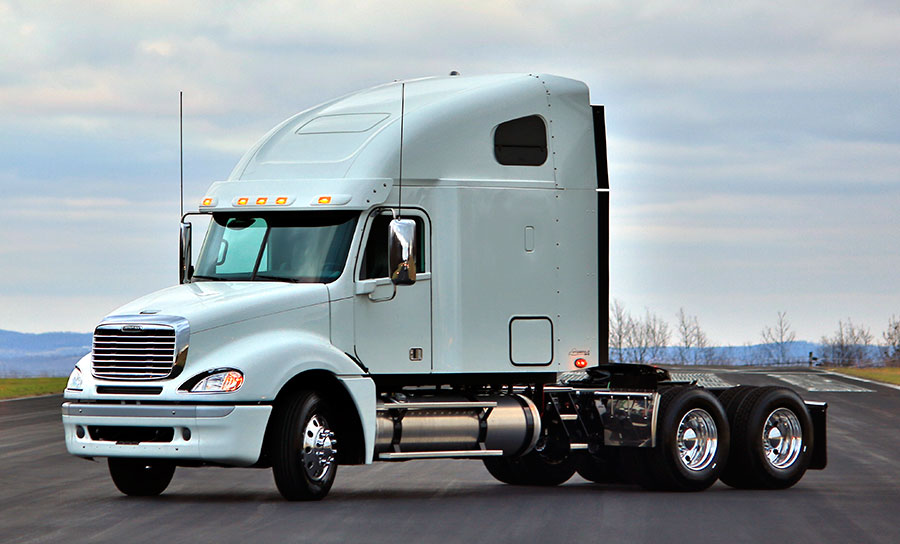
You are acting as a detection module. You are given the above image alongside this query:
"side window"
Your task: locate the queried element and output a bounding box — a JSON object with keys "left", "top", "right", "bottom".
{"left": 360, "top": 214, "right": 426, "bottom": 279}
{"left": 493, "top": 115, "right": 548, "bottom": 166}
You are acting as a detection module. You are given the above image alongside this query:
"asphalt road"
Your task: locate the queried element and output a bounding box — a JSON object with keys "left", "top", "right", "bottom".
{"left": 2, "top": 369, "right": 898, "bottom": 544}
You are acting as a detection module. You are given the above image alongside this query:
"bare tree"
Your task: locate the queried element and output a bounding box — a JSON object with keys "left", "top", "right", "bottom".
{"left": 626, "top": 308, "right": 670, "bottom": 364}
{"left": 676, "top": 308, "right": 712, "bottom": 365}
{"left": 608, "top": 299, "right": 633, "bottom": 364}
{"left": 881, "top": 315, "right": 900, "bottom": 366}
{"left": 761, "top": 311, "right": 797, "bottom": 365}
{"left": 643, "top": 309, "right": 671, "bottom": 363}
{"left": 608, "top": 301, "right": 670, "bottom": 364}
{"left": 820, "top": 318, "right": 874, "bottom": 367}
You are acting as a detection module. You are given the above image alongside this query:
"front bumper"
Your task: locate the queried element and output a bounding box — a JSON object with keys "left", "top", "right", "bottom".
{"left": 62, "top": 402, "right": 272, "bottom": 467}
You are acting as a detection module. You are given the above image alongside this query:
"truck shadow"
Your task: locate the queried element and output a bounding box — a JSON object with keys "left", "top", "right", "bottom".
{"left": 145, "top": 481, "right": 763, "bottom": 504}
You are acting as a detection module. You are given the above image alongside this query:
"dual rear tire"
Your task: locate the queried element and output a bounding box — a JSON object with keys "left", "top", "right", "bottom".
{"left": 628, "top": 386, "right": 730, "bottom": 491}
{"left": 574, "top": 385, "right": 812, "bottom": 491}
{"left": 718, "top": 386, "right": 813, "bottom": 489}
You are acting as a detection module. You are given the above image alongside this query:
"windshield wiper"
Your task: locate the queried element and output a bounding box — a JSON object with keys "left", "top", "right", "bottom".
{"left": 191, "top": 275, "right": 226, "bottom": 281}
{"left": 252, "top": 274, "right": 299, "bottom": 283}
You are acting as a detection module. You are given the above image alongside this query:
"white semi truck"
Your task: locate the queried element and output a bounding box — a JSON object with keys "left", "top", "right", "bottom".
{"left": 62, "top": 73, "right": 826, "bottom": 500}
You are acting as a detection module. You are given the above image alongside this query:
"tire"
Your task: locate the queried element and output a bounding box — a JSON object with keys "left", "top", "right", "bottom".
{"left": 483, "top": 456, "right": 528, "bottom": 485}
{"left": 107, "top": 458, "right": 175, "bottom": 497}
{"left": 483, "top": 450, "right": 575, "bottom": 486}
{"left": 271, "top": 390, "right": 338, "bottom": 501}
{"left": 719, "top": 386, "right": 813, "bottom": 490}
{"left": 519, "top": 450, "right": 576, "bottom": 485}
{"left": 483, "top": 413, "right": 575, "bottom": 487}
{"left": 639, "top": 386, "right": 730, "bottom": 491}
{"left": 575, "top": 448, "right": 623, "bottom": 484}
{"left": 717, "top": 385, "right": 756, "bottom": 421}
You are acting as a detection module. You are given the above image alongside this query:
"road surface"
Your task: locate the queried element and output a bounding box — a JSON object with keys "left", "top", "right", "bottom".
{"left": 1, "top": 368, "right": 898, "bottom": 544}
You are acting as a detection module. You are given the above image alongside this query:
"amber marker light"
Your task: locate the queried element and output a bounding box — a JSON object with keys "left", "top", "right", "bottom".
{"left": 317, "top": 196, "right": 332, "bottom": 204}
{"left": 221, "top": 371, "right": 244, "bottom": 392}
{"left": 236, "top": 197, "right": 249, "bottom": 205}
{"left": 276, "top": 197, "right": 288, "bottom": 205}
{"left": 201, "top": 197, "right": 214, "bottom": 206}
{"left": 574, "top": 358, "right": 588, "bottom": 368}
{"left": 188, "top": 370, "right": 245, "bottom": 393}
{"left": 256, "top": 197, "right": 268, "bottom": 205}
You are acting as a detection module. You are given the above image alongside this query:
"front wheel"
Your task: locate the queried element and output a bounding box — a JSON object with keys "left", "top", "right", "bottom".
{"left": 107, "top": 458, "right": 175, "bottom": 496}
{"left": 271, "top": 390, "right": 338, "bottom": 501}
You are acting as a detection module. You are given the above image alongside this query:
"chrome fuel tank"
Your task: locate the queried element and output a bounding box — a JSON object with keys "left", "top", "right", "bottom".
{"left": 374, "top": 394, "right": 540, "bottom": 459}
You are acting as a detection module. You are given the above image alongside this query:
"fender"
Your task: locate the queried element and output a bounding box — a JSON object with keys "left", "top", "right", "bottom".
{"left": 184, "top": 325, "right": 366, "bottom": 402}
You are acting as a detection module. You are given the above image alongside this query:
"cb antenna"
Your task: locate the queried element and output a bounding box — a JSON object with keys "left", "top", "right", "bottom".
{"left": 179, "top": 90, "right": 184, "bottom": 219}
{"left": 397, "top": 82, "right": 406, "bottom": 216}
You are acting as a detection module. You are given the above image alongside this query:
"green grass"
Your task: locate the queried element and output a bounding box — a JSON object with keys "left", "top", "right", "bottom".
{"left": 0, "top": 377, "right": 68, "bottom": 400}
{"left": 831, "top": 367, "right": 900, "bottom": 386}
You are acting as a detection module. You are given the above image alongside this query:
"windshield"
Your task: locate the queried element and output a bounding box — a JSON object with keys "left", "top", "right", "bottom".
{"left": 193, "top": 212, "right": 358, "bottom": 283}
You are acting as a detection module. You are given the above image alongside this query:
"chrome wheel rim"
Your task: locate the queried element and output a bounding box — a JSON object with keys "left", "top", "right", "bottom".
{"left": 763, "top": 408, "right": 803, "bottom": 469}
{"left": 676, "top": 408, "right": 718, "bottom": 472}
{"left": 301, "top": 414, "right": 336, "bottom": 481}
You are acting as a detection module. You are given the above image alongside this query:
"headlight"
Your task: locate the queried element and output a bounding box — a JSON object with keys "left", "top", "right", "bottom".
{"left": 66, "top": 367, "right": 83, "bottom": 391}
{"left": 190, "top": 370, "right": 244, "bottom": 393}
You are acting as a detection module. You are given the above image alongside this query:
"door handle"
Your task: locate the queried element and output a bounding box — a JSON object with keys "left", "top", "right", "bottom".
{"left": 356, "top": 278, "right": 395, "bottom": 301}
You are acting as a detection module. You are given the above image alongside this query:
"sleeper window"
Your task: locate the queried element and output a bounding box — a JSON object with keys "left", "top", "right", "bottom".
{"left": 493, "top": 115, "right": 548, "bottom": 166}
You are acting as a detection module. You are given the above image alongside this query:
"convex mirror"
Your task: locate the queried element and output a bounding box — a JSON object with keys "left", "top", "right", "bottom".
{"left": 388, "top": 218, "right": 416, "bottom": 285}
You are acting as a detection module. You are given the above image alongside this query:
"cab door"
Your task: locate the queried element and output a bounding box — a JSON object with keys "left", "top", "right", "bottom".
{"left": 353, "top": 209, "right": 432, "bottom": 373}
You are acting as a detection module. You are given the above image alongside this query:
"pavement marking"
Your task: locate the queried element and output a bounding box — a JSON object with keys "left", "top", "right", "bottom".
{"left": 668, "top": 372, "right": 733, "bottom": 388}
{"left": 822, "top": 371, "right": 900, "bottom": 392}
{"left": 0, "top": 393, "right": 64, "bottom": 403}
{"left": 769, "top": 373, "right": 873, "bottom": 393}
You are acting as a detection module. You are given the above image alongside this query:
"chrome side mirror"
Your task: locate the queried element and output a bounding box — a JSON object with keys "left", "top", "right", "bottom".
{"left": 179, "top": 222, "right": 192, "bottom": 284}
{"left": 388, "top": 218, "right": 416, "bottom": 285}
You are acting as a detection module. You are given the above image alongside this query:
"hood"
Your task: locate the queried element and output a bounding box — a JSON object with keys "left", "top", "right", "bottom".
{"left": 108, "top": 282, "right": 329, "bottom": 333}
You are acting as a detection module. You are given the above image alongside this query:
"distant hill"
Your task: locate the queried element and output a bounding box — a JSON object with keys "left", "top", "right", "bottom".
{"left": 0, "top": 329, "right": 882, "bottom": 377}
{"left": 671, "top": 341, "right": 824, "bottom": 365}
{"left": 0, "top": 329, "right": 91, "bottom": 377}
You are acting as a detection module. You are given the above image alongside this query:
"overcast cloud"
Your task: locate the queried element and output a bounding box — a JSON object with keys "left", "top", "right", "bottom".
{"left": 0, "top": 0, "right": 898, "bottom": 345}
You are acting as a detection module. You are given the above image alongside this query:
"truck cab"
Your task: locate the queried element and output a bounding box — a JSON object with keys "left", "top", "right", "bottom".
{"left": 62, "top": 73, "right": 824, "bottom": 500}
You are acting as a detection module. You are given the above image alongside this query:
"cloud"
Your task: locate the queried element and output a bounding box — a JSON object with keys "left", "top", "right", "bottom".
{"left": 140, "top": 40, "right": 175, "bottom": 57}
{"left": 0, "top": 1, "right": 897, "bottom": 342}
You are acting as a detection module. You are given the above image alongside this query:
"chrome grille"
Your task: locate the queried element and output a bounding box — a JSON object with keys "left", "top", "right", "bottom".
{"left": 92, "top": 324, "right": 177, "bottom": 380}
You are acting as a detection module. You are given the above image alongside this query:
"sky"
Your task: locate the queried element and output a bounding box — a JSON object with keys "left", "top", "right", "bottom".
{"left": 0, "top": 0, "right": 898, "bottom": 345}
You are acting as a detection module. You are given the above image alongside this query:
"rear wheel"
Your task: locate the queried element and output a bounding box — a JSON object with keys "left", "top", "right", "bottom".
{"left": 720, "top": 386, "right": 812, "bottom": 489}
{"left": 271, "top": 390, "right": 338, "bottom": 501}
{"left": 107, "top": 458, "right": 175, "bottom": 497}
{"left": 638, "top": 387, "right": 729, "bottom": 491}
